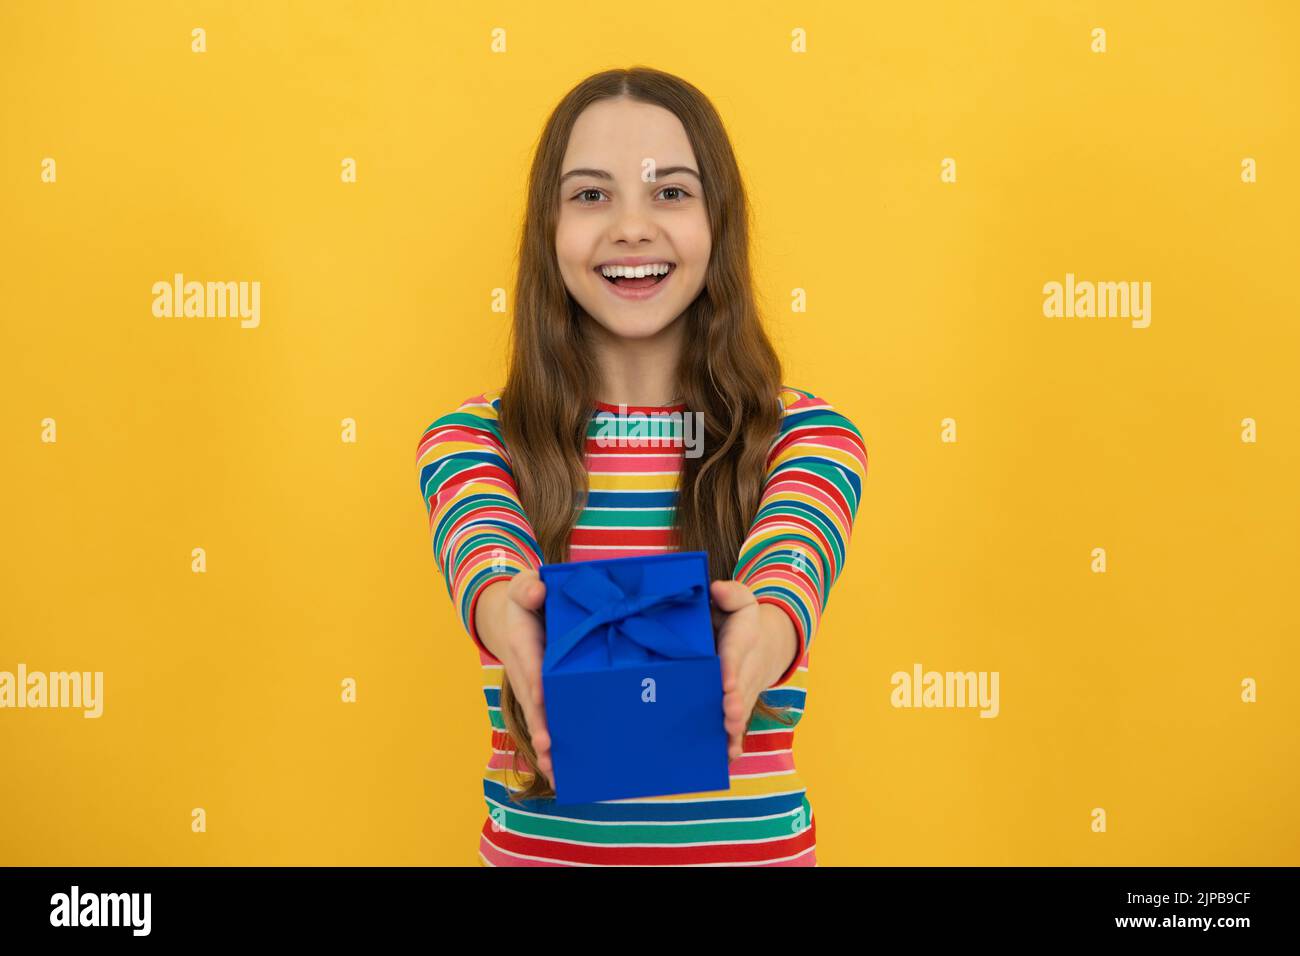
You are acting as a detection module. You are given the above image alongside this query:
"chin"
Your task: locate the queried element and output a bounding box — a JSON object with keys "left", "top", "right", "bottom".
{"left": 587, "top": 308, "right": 680, "bottom": 340}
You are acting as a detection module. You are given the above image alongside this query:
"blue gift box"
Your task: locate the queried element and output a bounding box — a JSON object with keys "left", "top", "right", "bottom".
{"left": 538, "top": 551, "right": 731, "bottom": 805}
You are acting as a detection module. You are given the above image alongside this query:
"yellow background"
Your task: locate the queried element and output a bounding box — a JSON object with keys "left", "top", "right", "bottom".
{"left": 2, "top": 0, "right": 1296, "bottom": 865}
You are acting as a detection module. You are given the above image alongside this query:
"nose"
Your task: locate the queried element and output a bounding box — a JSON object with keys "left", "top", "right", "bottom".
{"left": 607, "top": 195, "right": 658, "bottom": 244}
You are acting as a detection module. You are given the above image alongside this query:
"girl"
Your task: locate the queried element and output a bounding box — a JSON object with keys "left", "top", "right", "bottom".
{"left": 417, "top": 66, "right": 867, "bottom": 866}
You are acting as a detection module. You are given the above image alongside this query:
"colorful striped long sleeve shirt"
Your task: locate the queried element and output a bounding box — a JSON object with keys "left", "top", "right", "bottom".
{"left": 416, "top": 385, "right": 867, "bottom": 865}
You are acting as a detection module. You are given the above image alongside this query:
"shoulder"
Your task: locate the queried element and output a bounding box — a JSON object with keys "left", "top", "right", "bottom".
{"left": 416, "top": 387, "right": 506, "bottom": 455}
{"left": 775, "top": 384, "right": 866, "bottom": 445}
{"left": 769, "top": 384, "right": 869, "bottom": 485}
{"left": 422, "top": 387, "right": 503, "bottom": 430}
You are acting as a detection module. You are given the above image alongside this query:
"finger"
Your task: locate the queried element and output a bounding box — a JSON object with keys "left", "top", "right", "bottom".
{"left": 512, "top": 661, "right": 550, "bottom": 760}
{"left": 515, "top": 644, "right": 543, "bottom": 707}
{"left": 522, "top": 676, "right": 549, "bottom": 751}
{"left": 533, "top": 714, "right": 553, "bottom": 778}
{"left": 710, "top": 579, "right": 756, "bottom": 614}
{"left": 715, "top": 642, "right": 737, "bottom": 693}
{"left": 512, "top": 571, "right": 546, "bottom": 611}
{"left": 524, "top": 700, "right": 551, "bottom": 773}
{"left": 716, "top": 624, "right": 759, "bottom": 694}
{"left": 525, "top": 682, "right": 549, "bottom": 742}
{"left": 723, "top": 682, "right": 746, "bottom": 713}
{"left": 519, "top": 663, "right": 550, "bottom": 756}
{"left": 723, "top": 689, "right": 751, "bottom": 735}
{"left": 715, "top": 641, "right": 729, "bottom": 681}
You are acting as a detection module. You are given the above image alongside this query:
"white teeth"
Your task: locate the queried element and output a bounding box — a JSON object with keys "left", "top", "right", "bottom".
{"left": 600, "top": 263, "right": 672, "bottom": 279}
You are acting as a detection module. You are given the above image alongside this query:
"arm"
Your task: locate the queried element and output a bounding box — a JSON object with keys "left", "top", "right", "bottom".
{"left": 416, "top": 392, "right": 543, "bottom": 661}
{"left": 732, "top": 388, "right": 868, "bottom": 689}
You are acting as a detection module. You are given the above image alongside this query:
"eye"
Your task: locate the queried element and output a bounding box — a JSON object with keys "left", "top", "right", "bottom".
{"left": 571, "top": 185, "right": 693, "bottom": 205}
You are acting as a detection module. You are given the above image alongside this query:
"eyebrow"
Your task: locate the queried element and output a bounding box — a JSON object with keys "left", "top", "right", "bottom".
{"left": 559, "top": 165, "right": 702, "bottom": 184}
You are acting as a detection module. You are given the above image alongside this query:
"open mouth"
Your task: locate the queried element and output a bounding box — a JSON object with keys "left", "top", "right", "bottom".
{"left": 596, "top": 263, "right": 676, "bottom": 290}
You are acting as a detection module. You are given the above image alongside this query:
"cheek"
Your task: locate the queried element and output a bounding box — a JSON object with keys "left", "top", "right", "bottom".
{"left": 555, "top": 222, "right": 599, "bottom": 283}
{"left": 678, "top": 241, "right": 711, "bottom": 292}
{"left": 680, "top": 217, "right": 712, "bottom": 270}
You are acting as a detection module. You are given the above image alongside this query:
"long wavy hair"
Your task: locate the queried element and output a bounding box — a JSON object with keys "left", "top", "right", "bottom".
{"left": 498, "top": 66, "right": 795, "bottom": 803}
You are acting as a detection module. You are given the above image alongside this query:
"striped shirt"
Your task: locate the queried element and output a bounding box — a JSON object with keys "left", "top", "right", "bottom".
{"left": 416, "top": 385, "right": 867, "bottom": 865}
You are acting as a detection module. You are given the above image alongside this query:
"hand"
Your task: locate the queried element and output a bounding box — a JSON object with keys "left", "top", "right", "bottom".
{"left": 494, "top": 570, "right": 553, "bottom": 785}
{"left": 709, "top": 579, "right": 797, "bottom": 763}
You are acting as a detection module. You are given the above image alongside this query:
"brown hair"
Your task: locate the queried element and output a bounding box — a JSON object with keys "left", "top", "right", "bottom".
{"left": 498, "top": 66, "right": 794, "bottom": 802}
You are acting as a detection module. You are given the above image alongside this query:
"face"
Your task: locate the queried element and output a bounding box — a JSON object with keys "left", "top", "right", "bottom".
{"left": 555, "top": 97, "right": 711, "bottom": 341}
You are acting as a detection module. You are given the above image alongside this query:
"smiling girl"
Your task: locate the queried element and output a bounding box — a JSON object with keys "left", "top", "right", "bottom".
{"left": 417, "top": 66, "right": 868, "bottom": 866}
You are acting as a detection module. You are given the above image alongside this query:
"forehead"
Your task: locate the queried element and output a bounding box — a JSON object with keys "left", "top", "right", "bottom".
{"left": 562, "top": 97, "right": 696, "bottom": 171}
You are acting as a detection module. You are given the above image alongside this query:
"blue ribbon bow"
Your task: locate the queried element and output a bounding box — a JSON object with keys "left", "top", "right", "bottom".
{"left": 545, "top": 562, "right": 707, "bottom": 672}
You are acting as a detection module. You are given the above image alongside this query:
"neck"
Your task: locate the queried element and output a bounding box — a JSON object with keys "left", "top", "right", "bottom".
{"left": 583, "top": 311, "right": 686, "bottom": 406}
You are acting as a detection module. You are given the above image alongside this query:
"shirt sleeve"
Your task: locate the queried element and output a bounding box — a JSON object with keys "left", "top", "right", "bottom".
{"left": 732, "top": 387, "right": 868, "bottom": 689}
{"left": 416, "top": 391, "right": 543, "bottom": 661}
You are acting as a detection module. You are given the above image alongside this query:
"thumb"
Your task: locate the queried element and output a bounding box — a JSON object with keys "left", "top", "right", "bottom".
{"left": 511, "top": 570, "right": 546, "bottom": 611}
{"left": 710, "top": 579, "right": 756, "bottom": 614}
